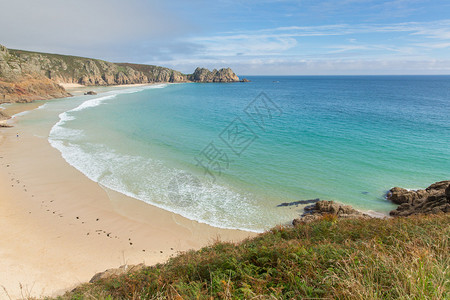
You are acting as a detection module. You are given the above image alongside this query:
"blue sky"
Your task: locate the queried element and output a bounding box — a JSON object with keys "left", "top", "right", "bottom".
{"left": 1, "top": 0, "right": 450, "bottom": 74}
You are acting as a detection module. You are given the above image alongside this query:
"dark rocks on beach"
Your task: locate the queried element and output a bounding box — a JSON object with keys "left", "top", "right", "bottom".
{"left": 0, "top": 111, "right": 10, "bottom": 121}
{"left": 387, "top": 180, "right": 450, "bottom": 217}
{"left": 277, "top": 198, "right": 319, "bottom": 207}
{"left": 0, "top": 111, "right": 12, "bottom": 127}
{"left": 292, "top": 200, "right": 371, "bottom": 226}
{"left": 84, "top": 91, "right": 97, "bottom": 95}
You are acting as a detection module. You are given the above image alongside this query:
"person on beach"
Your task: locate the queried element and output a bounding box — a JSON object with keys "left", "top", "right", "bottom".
{"left": 16, "top": 133, "right": 19, "bottom": 138}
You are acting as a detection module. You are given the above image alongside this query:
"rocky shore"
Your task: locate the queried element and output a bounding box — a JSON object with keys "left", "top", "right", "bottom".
{"left": 0, "top": 110, "right": 11, "bottom": 127}
{"left": 293, "top": 180, "right": 450, "bottom": 225}
{"left": 387, "top": 180, "right": 450, "bottom": 216}
{"left": 293, "top": 200, "right": 371, "bottom": 225}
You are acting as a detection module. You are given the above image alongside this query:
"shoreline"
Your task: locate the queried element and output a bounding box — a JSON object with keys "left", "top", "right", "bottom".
{"left": 0, "top": 91, "right": 256, "bottom": 299}
{"left": 60, "top": 82, "right": 170, "bottom": 96}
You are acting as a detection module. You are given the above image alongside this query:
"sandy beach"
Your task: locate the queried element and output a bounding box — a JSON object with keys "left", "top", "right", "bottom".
{"left": 0, "top": 94, "right": 255, "bottom": 299}
{"left": 58, "top": 82, "right": 158, "bottom": 96}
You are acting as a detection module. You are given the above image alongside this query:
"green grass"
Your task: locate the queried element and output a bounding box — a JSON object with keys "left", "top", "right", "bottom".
{"left": 55, "top": 214, "right": 449, "bottom": 299}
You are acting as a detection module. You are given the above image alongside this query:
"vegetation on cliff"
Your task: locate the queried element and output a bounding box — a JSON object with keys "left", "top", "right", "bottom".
{"left": 0, "top": 44, "right": 241, "bottom": 103}
{"left": 9, "top": 48, "right": 190, "bottom": 86}
{"left": 57, "top": 214, "right": 449, "bottom": 299}
{"left": 0, "top": 45, "right": 71, "bottom": 103}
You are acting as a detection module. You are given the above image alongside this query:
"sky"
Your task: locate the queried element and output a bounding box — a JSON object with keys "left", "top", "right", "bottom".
{"left": 1, "top": 0, "right": 450, "bottom": 75}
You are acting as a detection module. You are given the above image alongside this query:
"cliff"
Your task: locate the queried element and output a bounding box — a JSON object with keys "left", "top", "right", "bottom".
{"left": 8, "top": 48, "right": 190, "bottom": 86}
{"left": 0, "top": 45, "right": 71, "bottom": 103}
{"left": 0, "top": 44, "right": 241, "bottom": 103}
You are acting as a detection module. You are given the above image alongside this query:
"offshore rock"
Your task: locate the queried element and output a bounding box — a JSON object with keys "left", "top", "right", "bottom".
{"left": 188, "top": 67, "right": 240, "bottom": 82}
{"left": 388, "top": 181, "right": 450, "bottom": 216}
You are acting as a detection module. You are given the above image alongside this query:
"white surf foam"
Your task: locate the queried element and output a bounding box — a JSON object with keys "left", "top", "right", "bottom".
{"left": 48, "top": 83, "right": 288, "bottom": 232}
{"left": 49, "top": 139, "right": 266, "bottom": 232}
{"left": 36, "top": 103, "right": 49, "bottom": 110}
{"left": 11, "top": 110, "right": 30, "bottom": 118}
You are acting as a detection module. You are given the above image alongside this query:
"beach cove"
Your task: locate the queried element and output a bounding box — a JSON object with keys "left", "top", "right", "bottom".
{"left": 0, "top": 86, "right": 255, "bottom": 299}
{"left": 1, "top": 75, "right": 449, "bottom": 298}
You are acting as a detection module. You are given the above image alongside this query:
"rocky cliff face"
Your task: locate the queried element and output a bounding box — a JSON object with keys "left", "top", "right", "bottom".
{"left": 0, "top": 44, "right": 241, "bottom": 103}
{"left": 1, "top": 45, "right": 71, "bottom": 103}
{"left": 188, "top": 67, "right": 240, "bottom": 82}
{"left": 9, "top": 49, "right": 191, "bottom": 86}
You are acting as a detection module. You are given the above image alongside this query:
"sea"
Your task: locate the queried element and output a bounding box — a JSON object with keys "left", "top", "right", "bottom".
{"left": 15, "top": 76, "right": 450, "bottom": 232}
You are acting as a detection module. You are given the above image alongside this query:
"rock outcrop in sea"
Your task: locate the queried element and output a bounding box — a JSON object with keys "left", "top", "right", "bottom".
{"left": 387, "top": 180, "right": 450, "bottom": 216}
{"left": 188, "top": 67, "right": 240, "bottom": 83}
{"left": 0, "top": 44, "right": 241, "bottom": 103}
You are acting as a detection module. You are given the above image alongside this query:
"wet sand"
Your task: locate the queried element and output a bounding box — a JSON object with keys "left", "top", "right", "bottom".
{"left": 0, "top": 99, "right": 256, "bottom": 298}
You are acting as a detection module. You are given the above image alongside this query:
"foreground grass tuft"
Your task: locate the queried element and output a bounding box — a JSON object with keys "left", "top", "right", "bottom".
{"left": 57, "top": 214, "right": 449, "bottom": 299}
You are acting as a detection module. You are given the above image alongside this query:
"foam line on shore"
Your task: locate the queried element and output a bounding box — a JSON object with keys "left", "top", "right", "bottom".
{"left": 48, "top": 84, "right": 268, "bottom": 233}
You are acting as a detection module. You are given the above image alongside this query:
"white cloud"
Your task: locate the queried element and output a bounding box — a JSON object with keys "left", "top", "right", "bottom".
{"left": 0, "top": 0, "right": 189, "bottom": 56}
{"left": 415, "top": 42, "right": 450, "bottom": 49}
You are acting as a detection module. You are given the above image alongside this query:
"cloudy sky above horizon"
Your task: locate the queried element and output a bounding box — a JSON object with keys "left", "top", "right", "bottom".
{"left": 1, "top": 0, "right": 450, "bottom": 75}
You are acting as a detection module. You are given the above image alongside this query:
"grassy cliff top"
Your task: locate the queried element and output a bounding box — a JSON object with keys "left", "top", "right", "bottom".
{"left": 57, "top": 214, "right": 449, "bottom": 299}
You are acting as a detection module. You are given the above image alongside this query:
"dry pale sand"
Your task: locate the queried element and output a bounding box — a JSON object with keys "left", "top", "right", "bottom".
{"left": 0, "top": 104, "right": 256, "bottom": 299}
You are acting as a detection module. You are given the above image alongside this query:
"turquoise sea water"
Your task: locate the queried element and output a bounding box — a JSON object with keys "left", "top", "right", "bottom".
{"left": 44, "top": 76, "right": 449, "bottom": 232}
